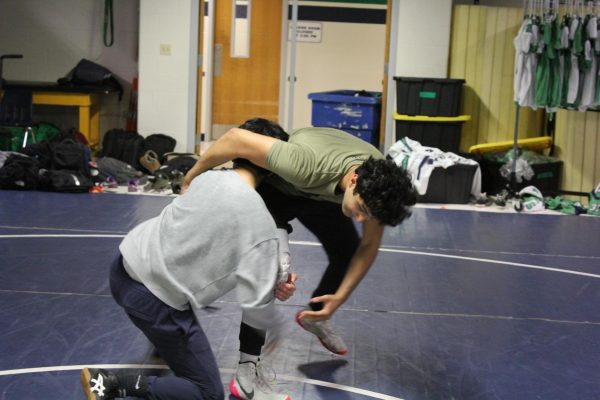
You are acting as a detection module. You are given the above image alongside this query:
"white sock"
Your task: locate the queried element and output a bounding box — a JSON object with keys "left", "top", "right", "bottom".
{"left": 239, "top": 352, "right": 259, "bottom": 364}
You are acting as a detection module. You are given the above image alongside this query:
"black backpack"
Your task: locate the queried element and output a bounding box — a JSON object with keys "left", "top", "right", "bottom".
{"left": 143, "top": 134, "right": 176, "bottom": 162}
{"left": 0, "top": 154, "right": 40, "bottom": 190}
{"left": 57, "top": 59, "right": 123, "bottom": 100}
{"left": 21, "top": 134, "right": 91, "bottom": 176}
{"left": 51, "top": 138, "right": 91, "bottom": 176}
{"left": 20, "top": 141, "right": 54, "bottom": 169}
{"left": 98, "top": 129, "right": 145, "bottom": 170}
{"left": 164, "top": 153, "right": 198, "bottom": 174}
{"left": 38, "top": 169, "right": 93, "bottom": 193}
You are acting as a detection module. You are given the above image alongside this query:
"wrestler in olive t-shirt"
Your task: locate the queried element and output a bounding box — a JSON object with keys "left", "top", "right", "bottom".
{"left": 264, "top": 127, "right": 383, "bottom": 203}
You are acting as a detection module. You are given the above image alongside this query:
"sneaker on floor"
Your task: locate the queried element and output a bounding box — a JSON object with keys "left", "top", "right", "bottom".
{"left": 589, "top": 183, "right": 600, "bottom": 216}
{"left": 151, "top": 171, "right": 172, "bottom": 192}
{"left": 295, "top": 309, "right": 347, "bottom": 355}
{"left": 490, "top": 190, "right": 508, "bottom": 207}
{"left": 81, "top": 368, "right": 122, "bottom": 400}
{"left": 128, "top": 179, "right": 138, "bottom": 193}
{"left": 473, "top": 193, "right": 491, "bottom": 207}
{"left": 102, "top": 176, "right": 119, "bottom": 192}
{"left": 230, "top": 361, "right": 292, "bottom": 400}
{"left": 170, "top": 169, "right": 185, "bottom": 194}
{"left": 89, "top": 184, "right": 104, "bottom": 193}
{"left": 492, "top": 195, "right": 507, "bottom": 207}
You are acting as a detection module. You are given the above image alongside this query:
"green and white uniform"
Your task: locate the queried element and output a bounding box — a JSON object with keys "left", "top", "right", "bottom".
{"left": 578, "top": 14, "right": 598, "bottom": 111}
{"left": 567, "top": 16, "right": 584, "bottom": 107}
{"left": 514, "top": 17, "right": 540, "bottom": 108}
{"left": 535, "top": 14, "right": 561, "bottom": 112}
{"left": 589, "top": 183, "right": 600, "bottom": 216}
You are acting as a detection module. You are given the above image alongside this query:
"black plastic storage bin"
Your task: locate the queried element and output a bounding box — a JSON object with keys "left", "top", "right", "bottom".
{"left": 395, "top": 120, "right": 462, "bottom": 153}
{"left": 418, "top": 164, "right": 478, "bottom": 204}
{"left": 394, "top": 77, "right": 465, "bottom": 117}
{"left": 480, "top": 159, "right": 563, "bottom": 196}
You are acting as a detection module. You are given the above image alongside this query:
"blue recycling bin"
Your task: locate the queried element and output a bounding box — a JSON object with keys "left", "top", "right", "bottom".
{"left": 308, "top": 90, "right": 382, "bottom": 146}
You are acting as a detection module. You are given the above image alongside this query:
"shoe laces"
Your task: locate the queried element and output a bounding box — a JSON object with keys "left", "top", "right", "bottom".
{"left": 254, "top": 361, "right": 277, "bottom": 393}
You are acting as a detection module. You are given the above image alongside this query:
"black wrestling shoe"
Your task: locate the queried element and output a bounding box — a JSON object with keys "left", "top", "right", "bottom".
{"left": 81, "top": 368, "right": 122, "bottom": 400}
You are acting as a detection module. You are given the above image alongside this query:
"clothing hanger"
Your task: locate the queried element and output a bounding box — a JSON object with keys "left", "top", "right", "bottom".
{"left": 524, "top": 0, "right": 532, "bottom": 18}
{"left": 553, "top": 0, "right": 560, "bottom": 17}
{"left": 539, "top": 0, "right": 545, "bottom": 17}
{"left": 567, "top": 0, "right": 574, "bottom": 16}
{"left": 540, "top": 0, "right": 546, "bottom": 17}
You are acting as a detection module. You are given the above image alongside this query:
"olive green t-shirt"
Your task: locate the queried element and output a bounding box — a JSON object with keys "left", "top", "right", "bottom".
{"left": 265, "top": 127, "right": 383, "bottom": 203}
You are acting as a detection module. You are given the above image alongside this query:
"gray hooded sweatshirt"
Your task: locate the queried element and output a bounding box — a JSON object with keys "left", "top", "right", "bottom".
{"left": 119, "top": 169, "right": 280, "bottom": 330}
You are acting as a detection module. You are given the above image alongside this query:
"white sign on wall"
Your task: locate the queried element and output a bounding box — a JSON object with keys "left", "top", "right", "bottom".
{"left": 288, "top": 21, "right": 322, "bottom": 43}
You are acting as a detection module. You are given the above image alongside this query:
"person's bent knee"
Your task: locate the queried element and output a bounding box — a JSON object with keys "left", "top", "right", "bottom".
{"left": 205, "top": 385, "right": 225, "bottom": 400}
{"left": 195, "top": 377, "right": 225, "bottom": 400}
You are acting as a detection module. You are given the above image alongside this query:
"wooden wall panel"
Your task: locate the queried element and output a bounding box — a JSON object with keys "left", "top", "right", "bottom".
{"left": 491, "top": 8, "right": 508, "bottom": 143}
{"left": 478, "top": 8, "right": 496, "bottom": 145}
{"left": 451, "top": 5, "right": 482, "bottom": 149}
{"left": 569, "top": 115, "right": 585, "bottom": 189}
{"left": 556, "top": 110, "right": 600, "bottom": 196}
{"left": 449, "top": 5, "right": 600, "bottom": 200}
{"left": 449, "top": 5, "right": 545, "bottom": 152}
{"left": 497, "top": 7, "right": 520, "bottom": 145}
{"left": 582, "top": 114, "right": 598, "bottom": 190}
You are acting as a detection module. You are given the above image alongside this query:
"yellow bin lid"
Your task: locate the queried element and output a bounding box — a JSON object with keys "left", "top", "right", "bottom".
{"left": 393, "top": 113, "right": 471, "bottom": 122}
{"left": 469, "top": 136, "right": 553, "bottom": 155}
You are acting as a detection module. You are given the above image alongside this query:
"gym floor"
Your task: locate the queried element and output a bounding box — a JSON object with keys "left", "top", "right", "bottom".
{"left": 1, "top": 190, "right": 599, "bottom": 399}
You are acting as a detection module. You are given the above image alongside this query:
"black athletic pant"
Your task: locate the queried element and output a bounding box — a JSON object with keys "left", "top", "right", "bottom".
{"left": 239, "top": 181, "right": 361, "bottom": 356}
{"left": 257, "top": 182, "right": 361, "bottom": 306}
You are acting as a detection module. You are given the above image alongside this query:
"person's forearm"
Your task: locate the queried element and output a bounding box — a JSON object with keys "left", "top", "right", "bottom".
{"left": 334, "top": 222, "right": 384, "bottom": 302}
{"left": 183, "top": 128, "right": 244, "bottom": 186}
{"left": 334, "top": 242, "right": 378, "bottom": 302}
{"left": 183, "top": 128, "right": 277, "bottom": 191}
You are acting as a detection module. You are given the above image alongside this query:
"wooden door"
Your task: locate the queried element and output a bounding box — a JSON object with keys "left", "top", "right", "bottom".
{"left": 199, "top": 0, "right": 282, "bottom": 139}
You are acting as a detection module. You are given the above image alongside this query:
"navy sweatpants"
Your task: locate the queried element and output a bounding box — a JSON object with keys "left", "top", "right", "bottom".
{"left": 110, "top": 255, "right": 225, "bottom": 400}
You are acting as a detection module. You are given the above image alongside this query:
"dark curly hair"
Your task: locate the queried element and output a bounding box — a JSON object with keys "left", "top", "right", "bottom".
{"left": 354, "top": 157, "right": 417, "bottom": 226}
{"left": 239, "top": 118, "right": 288, "bottom": 141}
{"left": 233, "top": 118, "right": 288, "bottom": 176}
